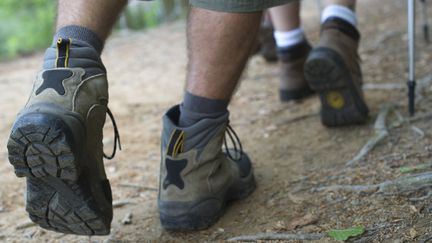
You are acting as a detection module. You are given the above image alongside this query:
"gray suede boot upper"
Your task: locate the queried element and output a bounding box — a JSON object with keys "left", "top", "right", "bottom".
{"left": 158, "top": 105, "right": 256, "bottom": 231}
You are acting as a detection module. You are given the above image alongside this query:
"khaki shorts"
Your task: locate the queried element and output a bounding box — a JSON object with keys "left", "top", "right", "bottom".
{"left": 190, "top": 0, "right": 297, "bottom": 13}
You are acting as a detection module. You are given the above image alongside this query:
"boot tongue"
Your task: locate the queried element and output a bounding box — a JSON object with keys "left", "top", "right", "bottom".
{"left": 322, "top": 17, "right": 361, "bottom": 42}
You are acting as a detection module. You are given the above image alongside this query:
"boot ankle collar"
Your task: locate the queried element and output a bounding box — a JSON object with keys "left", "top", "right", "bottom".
{"left": 321, "top": 17, "right": 361, "bottom": 42}
{"left": 277, "top": 41, "right": 312, "bottom": 62}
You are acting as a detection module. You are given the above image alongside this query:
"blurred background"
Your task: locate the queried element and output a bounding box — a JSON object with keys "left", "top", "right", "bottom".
{"left": 0, "top": 0, "right": 189, "bottom": 60}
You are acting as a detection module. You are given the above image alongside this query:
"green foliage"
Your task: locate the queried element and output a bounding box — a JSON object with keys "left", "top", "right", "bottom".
{"left": 327, "top": 226, "right": 365, "bottom": 241}
{"left": 0, "top": 0, "right": 56, "bottom": 60}
{"left": 400, "top": 163, "right": 432, "bottom": 173}
{"left": 0, "top": 0, "right": 188, "bottom": 60}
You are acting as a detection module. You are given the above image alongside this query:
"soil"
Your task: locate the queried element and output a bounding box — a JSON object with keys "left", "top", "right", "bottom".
{"left": 1, "top": 0, "right": 432, "bottom": 242}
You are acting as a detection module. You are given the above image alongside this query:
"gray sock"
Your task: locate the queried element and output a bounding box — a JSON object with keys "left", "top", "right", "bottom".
{"left": 43, "top": 25, "right": 105, "bottom": 77}
{"left": 179, "top": 92, "right": 229, "bottom": 127}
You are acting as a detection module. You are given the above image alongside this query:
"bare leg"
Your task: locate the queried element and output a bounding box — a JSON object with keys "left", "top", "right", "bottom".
{"left": 57, "top": 0, "right": 128, "bottom": 41}
{"left": 268, "top": 1, "right": 301, "bottom": 31}
{"left": 186, "top": 8, "right": 262, "bottom": 100}
{"left": 267, "top": 2, "right": 313, "bottom": 101}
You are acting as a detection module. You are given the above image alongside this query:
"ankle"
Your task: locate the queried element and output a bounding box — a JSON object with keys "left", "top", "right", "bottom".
{"left": 43, "top": 25, "right": 106, "bottom": 77}
{"left": 321, "top": 5, "right": 357, "bottom": 27}
{"left": 277, "top": 40, "right": 311, "bottom": 62}
{"left": 273, "top": 28, "right": 305, "bottom": 49}
{"left": 179, "top": 92, "right": 228, "bottom": 127}
{"left": 54, "top": 25, "right": 104, "bottom": 54}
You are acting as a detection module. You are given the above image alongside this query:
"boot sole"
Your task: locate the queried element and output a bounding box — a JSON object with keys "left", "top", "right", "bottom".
{"left": 7, "top": 108, "right": 112, "bottom": 235}
{"left": 158, "top": 171, "right": 256, "bottom": 231}
{"left": 304, "top": 47, "right": 369, "bottom": 127}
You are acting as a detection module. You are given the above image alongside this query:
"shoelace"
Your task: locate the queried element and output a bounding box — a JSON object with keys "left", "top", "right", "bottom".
{"left": 104, "top": 108, "right": 122, "bottom": 160}
{"left": 223, "top": 123, "right": 243, "bottom": 162}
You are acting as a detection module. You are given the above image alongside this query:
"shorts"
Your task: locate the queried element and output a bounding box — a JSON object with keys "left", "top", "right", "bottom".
{"left": 190, "top": 0, "right": 298, "bottom": 13}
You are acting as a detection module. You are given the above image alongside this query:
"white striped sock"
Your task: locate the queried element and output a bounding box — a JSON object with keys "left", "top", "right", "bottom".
{"left": 321, "top": 5, "right": 357, "bottom": 27}
{"left": 273, "top": 28, "right": 305, "bottom": 48}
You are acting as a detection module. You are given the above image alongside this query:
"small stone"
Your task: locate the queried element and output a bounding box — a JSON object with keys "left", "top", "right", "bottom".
{"left": 409, "top": 228, "right": 418, "bottom": 239}
{"left": 121, "top": 212, "right": 133, "bottom": 225}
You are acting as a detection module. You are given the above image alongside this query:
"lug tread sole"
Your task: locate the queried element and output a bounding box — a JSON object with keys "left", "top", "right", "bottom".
{"left": 7, "top": 113, "right": 111, "bottom": 235}
{"left": 304, "top": 47, "right": 369, "bottom": 127}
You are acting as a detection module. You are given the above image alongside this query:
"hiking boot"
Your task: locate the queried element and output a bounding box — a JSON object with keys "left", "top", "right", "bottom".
{"left": 7, "top": 38, "right": 119, "bottom": 235}
{"left": 258, "top": 22, "right": 278, "bottom": 62}
{"left": 158, "top": 105, "right": 256, "bottom": 231}
{"left": 304, "top": 18, "right": 369, "bottom": 127}
{"left": 278, "top": 40, "right": 315, "bottom": 102}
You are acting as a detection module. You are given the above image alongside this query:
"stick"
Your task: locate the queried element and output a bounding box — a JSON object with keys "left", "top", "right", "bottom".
{"left": 113, "top": 199, "right": 136, "bottom": 208}
{"left": 409, "top": 190, "right": 432, "bottom": 201}
{"left": 118, "top": 183, "right": 158, "bottom": 191}
{"left": 407, "top": 111, "right": 432, "bottom": 123}
{"left": 363, "top": 83, "right": 404, "bottom": 90}
{"left": 226, "top": 232, "right": 326, "bottom": 242}
{"left": 15, "top": 221, "right": 37, "bottom": 230}
{"left": 317, "top": 172, "right": 432, "bottom": 195}
{"left": 411, "top": 125, "right": 425, "bottom": 138}
{"left": 276, "top": 113, "right": 319, "bottom": 126}
{"left": 346, "top": 105, "right": 393, "bottom": 166}
{"left": 315, "top": 185, "right": 379, "bottom": 193}
{"left": 121, "top": 212, "right": 133, "bottom": 225}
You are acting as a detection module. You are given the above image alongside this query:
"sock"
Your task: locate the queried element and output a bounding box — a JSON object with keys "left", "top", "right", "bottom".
{"left": 321, "top": 5, "right": 357, "bottom": 27}
{"left": 273, "top": 28, "right": 305, "bottom": 49}
{"left": 179, "top": 92, "right": 228, "bottom": 127}
{"left": 43, "top": 25, "right": 106, "bottom": 77}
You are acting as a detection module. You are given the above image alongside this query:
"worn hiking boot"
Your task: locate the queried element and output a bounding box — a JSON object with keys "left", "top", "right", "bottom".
{"left": 278, "top": 40, "right": 315, "bottom": 102}
{"left": 7, "top": 38, "right": 119, "bottom": 235}
{"left": 304, "top": 18, "right": 369, "bottom": 127}
{"left": 158, "top": 105, "right": 256, "bottom": 231}
{"left": 258, "top": 22, "right": 278, "bottom": 62}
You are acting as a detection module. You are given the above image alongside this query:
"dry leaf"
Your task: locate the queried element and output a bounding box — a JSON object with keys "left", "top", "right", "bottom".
{"left": 287, "top": 214, "right": 318, "bottom": 230}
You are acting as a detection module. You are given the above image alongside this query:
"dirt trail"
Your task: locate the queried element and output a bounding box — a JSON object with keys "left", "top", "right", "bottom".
{"left": 2, "top": 0, "right": 432, "bottom": 242}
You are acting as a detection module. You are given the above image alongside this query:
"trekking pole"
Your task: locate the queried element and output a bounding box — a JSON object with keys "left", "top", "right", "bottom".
{"left": 408, "top": 0, "right": 417, "bottom": 116}
{"left": 420, "top": 0, "right": 430, "bottom": 42}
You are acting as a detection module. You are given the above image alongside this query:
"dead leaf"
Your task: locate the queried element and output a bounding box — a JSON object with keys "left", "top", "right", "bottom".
{"left": 287, "top": 214, "right": 318, "bottom": 230}
{"left": 409, "top": 228, "right": 418, "bottom": 239}
{"left": 288, "top": 192, "right": 304, "bottom": 204}
{"left": 272, "top": 220, "right": 287, "bottom": 232}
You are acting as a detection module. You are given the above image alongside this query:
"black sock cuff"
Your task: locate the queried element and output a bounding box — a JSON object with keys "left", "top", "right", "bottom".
{"left": 179, "top": 92, "right": 229, "bottom": 127}
{"left": 182, "top": 91, "right": 228, "bottom": 114}
{"left": 53, "top": 25, "right": 104, "bottom": 54}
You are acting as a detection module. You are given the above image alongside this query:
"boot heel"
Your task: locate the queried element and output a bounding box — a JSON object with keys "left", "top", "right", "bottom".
{"left": 7, "top": 112, "right": 112, "bottom": 235}
{"left": 305, "top": 48, "right": 369, "bottom": 127}
{"left": 8, "top": 112, "right": 82, "bottom": 180}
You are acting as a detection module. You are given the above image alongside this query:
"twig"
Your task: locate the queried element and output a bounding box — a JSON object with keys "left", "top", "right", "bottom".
{"left": 276, "top": 113, "right": 319, "bottom": 126}
{"left": 15, "top": 221, "right": 37, "bottom": 230}
{"left": 316, "top": 185, "right": 379, "bottom": 193}
{"left": 407, "top": 111, "right": 432, "bottom": 124}
{"left": 118, "top": 183, "right": 158, "bottom": 191}
{"left": 400, "top": 162, "right": 432, "bottom": 173}
{"left": 411, "top": 125, "right": 425, "bottom": 138}
{"left": 121, "top": 212, "right": 133, "bottom": 225}
{"left": 409, "top": 190, "right": 432, "bottom": 202}
{"left": 363, "top": 83, "right": 403, "bottom": 90}
{"left": 226, "top": 232, "right": 326, "bottom": 242}
{"left": 346, "top": 104, "right": 393, "bottom": 166}
{"left": 317, "top": 172, "right": 432, "bottom": 195}
{"left": 113, "top": 199, "right": 136, "bottom": 208}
